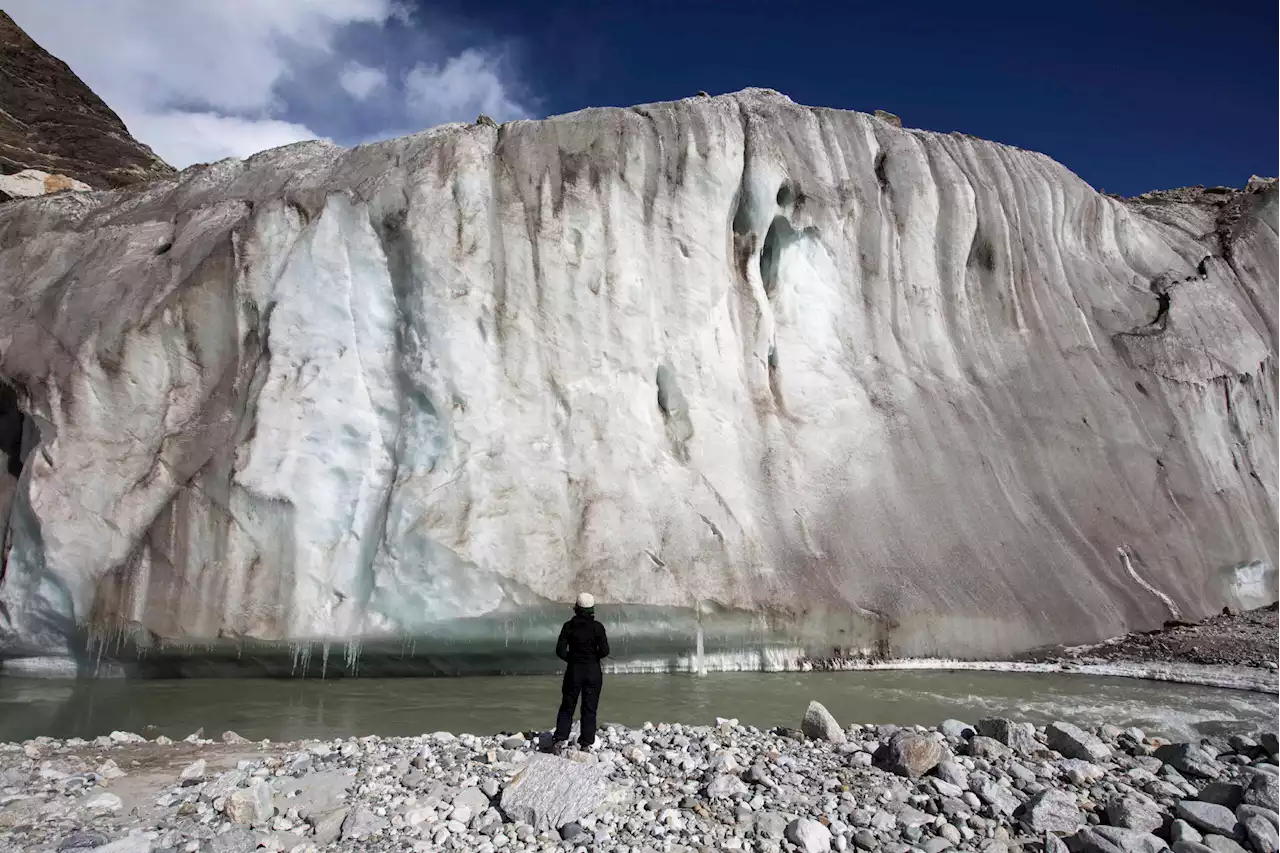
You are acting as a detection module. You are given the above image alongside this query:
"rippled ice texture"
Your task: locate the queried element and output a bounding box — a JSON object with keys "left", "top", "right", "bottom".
{"left": 0, "top": 89, "right": 1275, "bottom": 672}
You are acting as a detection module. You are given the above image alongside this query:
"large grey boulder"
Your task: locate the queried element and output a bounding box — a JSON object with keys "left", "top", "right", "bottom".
{"left": 1200, "top": 835, "right": 1247, "bottom": 853}
{"left": 498, "top": 753, "right": 611, "bottom": 830}
{"left": 875, "top": 731, "right": 946, "bottom": 779}
{"left": 1242, "top": 812, "right": 1280, "bottom": 853}
{"left": 785, "top": 818, "right": 833, "bottom": 853}
{"left": 977, "top": 718, "right": 1038, "bottom": 754}
{"left": 1066, "top": 827, "right": 1168, "bottom": 853}
{"left": 1246, "top": 772, "right": 1280, "bottom": 811}
{"left": 81, "top": 836, "right": 153, "bottom": 853}
{"left": 976, "top": 777, "right": 1023, "bottom": 816}
{"left": 1196, "top": 782, "right": 1245, "bottom": 810}
{"left": 224, "top": 779, "right": 273, "bottom": 826}
{"left": 940, "top": 720, "right": 975, "bottom": 740}
{"left": 1106, "top": 794, "right": 1164, "bottom": 833}
{"left": 1156, "top": 744, "right": 1223, "bottom": 779}
{"left": 340, "top": 806, "right": 387, "bottom": 841}
{"left": 1176, "top": 800, "right": 1240, "bottom": 838}
{"left": 1047, "top": 722, "right": 1111, "bottom": 762}
{"left": 1020, "top": 788, "right": 1083, "bottom": 833}
{"left": 801, "top": 701, "right": 846, "bottom": 744}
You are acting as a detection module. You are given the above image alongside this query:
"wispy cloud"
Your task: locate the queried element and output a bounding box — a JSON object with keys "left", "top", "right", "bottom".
{"left": 6, "top": 0, "right": 532, "bottom": 169}
{"left": 405, "top": 49, "right": 526, "bottom": 123}
{"left": 339, "top": 62, "right": 389, "bottom": 101}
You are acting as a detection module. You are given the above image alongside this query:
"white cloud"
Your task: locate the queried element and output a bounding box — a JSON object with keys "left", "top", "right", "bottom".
{"left": 339, "top": 62, "right": 389, "bottom": 100}
{"left": 406, "top": 49, "right": 525, "bottom": 124}
{"left": 125, "top": 112, "right": 325, "bottom": 167}
{"left": 4, "top": 0, "right": 529, "bottom": 169}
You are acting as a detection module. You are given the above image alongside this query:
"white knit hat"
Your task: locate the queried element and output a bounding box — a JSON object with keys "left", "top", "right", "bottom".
{"left": 576, "top": 592, "right": 595, "bottom": 609}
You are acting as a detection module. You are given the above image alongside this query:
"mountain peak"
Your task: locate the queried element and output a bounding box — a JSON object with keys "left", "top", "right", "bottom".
{"left": 0, "top": 10, "right": 174, "bottom": 190}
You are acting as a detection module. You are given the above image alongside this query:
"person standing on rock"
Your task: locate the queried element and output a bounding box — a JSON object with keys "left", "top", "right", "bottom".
{"left": 550, "top": 593, "right": 610, "bottom": 751}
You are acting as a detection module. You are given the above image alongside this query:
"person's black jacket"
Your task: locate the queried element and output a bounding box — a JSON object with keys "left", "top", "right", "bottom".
{"left": 556, "top": 612, "right": 609, "bottom": 667}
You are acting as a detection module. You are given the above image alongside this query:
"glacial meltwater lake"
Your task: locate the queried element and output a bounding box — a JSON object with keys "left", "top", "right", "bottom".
{"left": 1, "top": 671, "right": 1275, "bottom": 744}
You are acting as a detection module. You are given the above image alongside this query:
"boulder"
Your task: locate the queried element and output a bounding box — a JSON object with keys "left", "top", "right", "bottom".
{"left": 201, "top": 769, "right": 247, "bottom": 802}
{"left": 875, "top": 731, "right": 946, "bottom": 778}
{"left": 498, "top": 753, "right": 611, "bottom": 830}
{"left": 1106, "top": 794, "right": 1164, "bottom": 833}
{"left": 57, "top": 831, "right": 108, "bottom": 850}
{"left": 1196, "top": 782, "right": 1245, "bottom": 810}
{"left": 969, "top": 736, "right": 1012, "bottom": 760}
{"left": 801, "top": 701, "right": 847, "bottom": 743}
{"left": 83, "top": 836, "right": 153, "bottom": 853}
{"left": 1246, "top": 772, "right": 1280, "bottom": 811}
{"left": 225, "top": 779, "right": 273, "bottom": 826}
{"left": 81, "top": 793, "right": 123, "bottom": 813}
{"left": 1237, "top": 803, "right": 1280, "bottom": 828}
{"left": 1200, "top": 836, "right": 1247, "bottom": 853}
{"left": 1066, "top": 827, "right": 1168, "bottom": 853}
{"left": 0, "top": 169, "right": 91, "bottom": 200}
{"left": 1171, "top": 843, "right": 1217, "bottom": 853}
{"left": 874, "top": 109, "right": 903, "bottom": 127}
{"left": 940, "top": 720, "right": 975, "bottom": 740}
{"left": 977, "top": 777, "right": 1022, "bottom": 816}
{"left": 785, "top": 817, "right": 833, "bottom": 853}
{"left": 1242, "top": 813, "right": 1280, "bottom": 853}
{"left": 977, "top": 718, "right": 1038, "bottom": 754}
{"left": 453, "top": 787, "right": 490, "bottom": 814}
{"left": 1061, "top": 759, "right": 1108, "bottom": 785}
{"left": 1047, "top": 722, "right": 1111, "bottom": 762}
{"left": 1176, "top": 800, "right": 1240, "bottom": 838}
{"left": 1156, "top": 744, "right": 1223, "bottom": 779}
{"left": 1172, "top": 819, "right": 1204, "bottom": 844}
{"left": 340, "top": 806, "right": 387, "bottom": 840}
{"left": 1020, "top": 789, "right": 1083, "bottom": 833}
{"left": 310, "top": 808, "right": 348, "bottom": 846}
{"left": 178, "top": 759, "right": 206, "bottom": 786}
{"left": 706, "top": 774, "right": 749, "bottom": 799}
{"left": 933, "top": 759, "right": 969, "bottom": 790}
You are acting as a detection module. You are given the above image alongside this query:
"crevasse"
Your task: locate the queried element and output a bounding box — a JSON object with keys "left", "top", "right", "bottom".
{"left": 0, "top": 89, "right": 1274, "bottom": 676}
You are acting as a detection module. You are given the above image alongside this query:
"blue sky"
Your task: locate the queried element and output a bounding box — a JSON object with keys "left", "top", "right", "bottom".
{"left": 9, "top": 0, "right": 1277, "bottom": 196}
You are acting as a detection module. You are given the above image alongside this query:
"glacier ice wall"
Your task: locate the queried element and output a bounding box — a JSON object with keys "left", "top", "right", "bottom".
{"left": 0, "top": 89, "right": 1275, "bottom": 674}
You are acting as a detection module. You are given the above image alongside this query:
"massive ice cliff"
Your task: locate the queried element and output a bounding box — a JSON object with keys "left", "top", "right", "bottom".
{"left": 0, "top": 89, "right": 1275, "bottom": 676}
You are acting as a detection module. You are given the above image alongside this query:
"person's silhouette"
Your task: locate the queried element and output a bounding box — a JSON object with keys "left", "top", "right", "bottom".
{"left": 550, "top": 593, "right": 610, "bottom": 750}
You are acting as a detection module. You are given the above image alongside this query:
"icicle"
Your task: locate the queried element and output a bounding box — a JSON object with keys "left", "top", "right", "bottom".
{"left": 694, "top": 622, "right": 706, "bottom": 677}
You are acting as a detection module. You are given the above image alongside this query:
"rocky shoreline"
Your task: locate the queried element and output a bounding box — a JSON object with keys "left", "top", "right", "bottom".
{"left": 2, "top": 704, "right": 1277, "bottom": 853}
{"left": 1025, "top": 605, "right": 1279, "bottom": 671}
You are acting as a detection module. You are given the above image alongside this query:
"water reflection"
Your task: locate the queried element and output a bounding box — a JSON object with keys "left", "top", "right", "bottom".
{"left": 0, "top": 671, "right": 1273, "bottom": 744}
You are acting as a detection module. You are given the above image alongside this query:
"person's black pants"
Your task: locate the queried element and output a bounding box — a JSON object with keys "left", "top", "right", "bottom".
{"left": 554, "top": 665, "right": 602, "bottom": 747}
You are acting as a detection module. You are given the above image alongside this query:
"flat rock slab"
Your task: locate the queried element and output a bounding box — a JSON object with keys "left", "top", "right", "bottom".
{"left": 498, "top": 753, "right": 611, "bottom": 830}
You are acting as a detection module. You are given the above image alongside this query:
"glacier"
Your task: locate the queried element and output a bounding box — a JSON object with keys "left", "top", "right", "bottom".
{"left": 0, "top": 88, "right": 1275, "bottom": 676}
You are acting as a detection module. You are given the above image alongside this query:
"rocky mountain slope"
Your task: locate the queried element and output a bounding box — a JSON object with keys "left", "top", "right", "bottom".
{"left": 0, "top": 11, "right": 173, "bottom": 190}
{"left": 0, "top": 87, "right": 1274, "bottom": 675}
